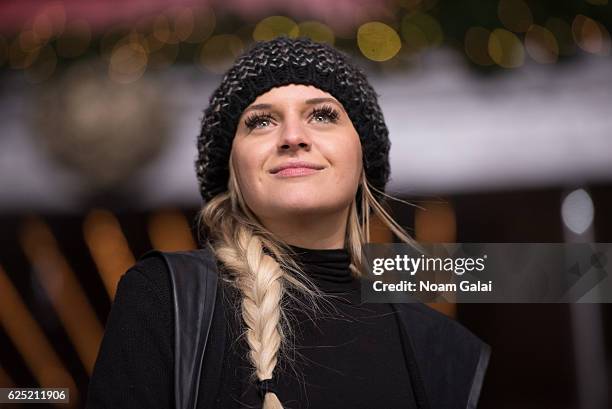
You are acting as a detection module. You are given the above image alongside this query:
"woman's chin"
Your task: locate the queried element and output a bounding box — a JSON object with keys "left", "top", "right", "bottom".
{"left": 267, "top": 199, "right": 349, "bottom": 217}
{"left": 273, "top": 202, "right": 321, "bottom": 214}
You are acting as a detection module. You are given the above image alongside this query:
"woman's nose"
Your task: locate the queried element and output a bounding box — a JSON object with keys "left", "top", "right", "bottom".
{"left": 278, "top": 117, "right": 311, "bottom": 152}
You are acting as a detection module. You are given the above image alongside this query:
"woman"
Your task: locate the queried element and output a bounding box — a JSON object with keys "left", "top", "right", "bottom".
{"left": 87, "top": 36, "right": 490, "bottom": 409}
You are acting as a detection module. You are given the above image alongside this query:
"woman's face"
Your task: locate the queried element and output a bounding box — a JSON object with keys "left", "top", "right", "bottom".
{"left": 231, "top": 84, "right": 362, "bottom": 221}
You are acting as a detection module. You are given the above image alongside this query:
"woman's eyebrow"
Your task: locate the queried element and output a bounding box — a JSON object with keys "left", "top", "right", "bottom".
{"left": 242, "top": 97, "right": 346, "bottom": 115}
{"left": 304, "top": 97, "right": 346, "bottom": 113}
{"left": 243, "top": 103, "right": 272, "bottom": 114}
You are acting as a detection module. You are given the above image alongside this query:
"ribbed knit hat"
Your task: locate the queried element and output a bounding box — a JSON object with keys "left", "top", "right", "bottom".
{"left": 195, "top": 35, "right": 391, "bottom": 210}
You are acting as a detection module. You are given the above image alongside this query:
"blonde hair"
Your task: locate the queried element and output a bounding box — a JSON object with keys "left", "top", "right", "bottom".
{"left": 195, "top": 152, "right": 420, "bottom": 408}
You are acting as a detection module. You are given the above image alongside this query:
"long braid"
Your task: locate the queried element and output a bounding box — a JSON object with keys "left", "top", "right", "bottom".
{"left": 215, "top": 225, "right": 285, "bottom": 408}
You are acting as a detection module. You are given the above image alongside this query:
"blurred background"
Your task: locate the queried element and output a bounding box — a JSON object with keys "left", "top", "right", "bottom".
{"left": 0, "top": 0, "right": 611, "bottom": 408}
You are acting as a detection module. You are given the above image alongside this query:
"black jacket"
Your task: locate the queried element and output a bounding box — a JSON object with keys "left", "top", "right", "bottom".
{"left": 87, "top": 246, "right": 490, "bottom": 409}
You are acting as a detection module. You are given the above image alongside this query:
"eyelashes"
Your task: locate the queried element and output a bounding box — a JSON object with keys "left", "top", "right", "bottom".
{"left": 244, "top": 112, "right": 274, "bottom": 131}
{"left": 311, "top": 105, "right": 340, "bottom": 123}
{"left": 243, "top": 105, "right": 340, "bottom": 131}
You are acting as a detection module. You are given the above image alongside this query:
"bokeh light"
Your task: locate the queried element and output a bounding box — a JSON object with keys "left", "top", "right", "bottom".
{"left": 25, "top": 44, "right": 57, "bottom": 83}
{"left": 198, "top": 34, "right": 244, "bottom": 74}
{"left": 488, "top": 28, "right": 524, "bottom": 68}
{"left": 142, "top": 32, "right": 162, "bottom": 55}
{"left": 525, "top": 24, "right": 559, "bottom": 64}
{"left": 32, "top": 2, "right": 66, "bottom": 38}
{"left": 108, "top": 35, "right": 148, "bottom": 84}
{"left": 561, "top": 189, "right": 595, "bottom": 235}
{"left": 357, "top": 21, "right": 402, "bottom": 62}
{"left": 148, "top": 209, "right": 196, "bottom": 252}
{"left": 298, "top": 21, "right": 335, "bottom": 45}
{"left": 139, "top": 18, "right": 180, "bottom": 70}
{"left": 572, "top": 15, "right": 611, "bottom": 56}
{"left": 32, "top": 12, "right": 54, "bottom": 41}
{"left": 83, "top": 209, "right": 135, "bottom": 299}
{"left": 19, "top": 30, "right": 44, "bottom": 53}
{"left": 171, "top": 6, "right": 195, "bottom": 42}
{"left": 32, "top": 63, "right": 169, "bottom": 190}
{"left": 19, "top": 215, "right": 103, "bottom": 378}
{"left": 99, "top": 26, "right": 129, "bottom": 62}
{"left": 150, "top": 7, "right": 196, "bottom": 45}
{"left": 400, "top": 19, "right": 428, "bottom": 55}
{"left": 153, "top": 14, "right": 180, "bottom": 45}
{"left": 497, "top": 0, "right": 533, "bottom": 33}
{"left": 0, "top": 263, "right": 79, "bottom": 406}
{"left": 401, "top": 12, "right": 443, "bottom": 54}
{"left": 253, "top": 16, "right": 299, "bottom": 41}
{"left": 465, "top": 26, "right": 494, "bottom": 66}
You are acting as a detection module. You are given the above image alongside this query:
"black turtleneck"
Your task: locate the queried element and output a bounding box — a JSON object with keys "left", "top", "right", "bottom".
{"left": 215, "top": 245, "right": 417, "bottom": 409}
{"left": 288, "top": 244, "right": 356, "bottom": 288}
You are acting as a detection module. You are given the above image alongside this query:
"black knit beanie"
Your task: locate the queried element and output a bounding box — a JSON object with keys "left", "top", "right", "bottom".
{"left": 195, "top": 35, "right": 391, "bottom": 212}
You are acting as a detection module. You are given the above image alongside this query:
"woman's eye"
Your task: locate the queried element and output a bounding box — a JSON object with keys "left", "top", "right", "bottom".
{"left": 310, "top": 105, "right": 340, "bottom": 124}
{"left": 254, "top": 118, "right": 270, "bottom": 128}
{"left": 244, "top": 113, "right": 274, "bottom": 130}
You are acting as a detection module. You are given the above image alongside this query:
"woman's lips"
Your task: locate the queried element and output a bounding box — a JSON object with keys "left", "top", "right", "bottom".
{"left": 273, "top": 167, "right": 323, "bottom": 177}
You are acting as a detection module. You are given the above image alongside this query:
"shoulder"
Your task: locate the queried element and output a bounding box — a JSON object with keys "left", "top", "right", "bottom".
{"left": 137, "top": 247, "right": 220, "bottom": 287}
{"left": 118, "top": 247, "right": 217, "bottom": 304}
{"left": 138, "top": 247, "right": 219, "bottom": 271}
{"left": 395, "top": 302, "right": 491, "bottom": 409}
{"left": 133, "top": 246, "right": 217, "bottom": 277}
{"left": 123, "top": 253, "right": 172, "bottom": 299}
{"left": 133, "top": 247, "right": 227, "bottom": 308}
{"left": 397, "top": 302, "right": 487, "bottom": 352}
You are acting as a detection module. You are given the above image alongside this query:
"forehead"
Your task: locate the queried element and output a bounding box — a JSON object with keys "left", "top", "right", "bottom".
{"left": 242, "top": 84, "right": 345, "bottom": 116}
{"left": 247, "top": 84, "right": 335, "bottom": 104}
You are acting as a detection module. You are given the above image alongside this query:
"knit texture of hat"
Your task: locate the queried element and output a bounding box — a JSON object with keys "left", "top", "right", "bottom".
{"left": 195, "top": 35, "right": 391, "bottom": 208}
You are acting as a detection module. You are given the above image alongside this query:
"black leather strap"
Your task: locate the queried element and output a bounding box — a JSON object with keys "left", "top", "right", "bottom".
{"left": 141, "top": 244, "right": 219, "bottom": 409}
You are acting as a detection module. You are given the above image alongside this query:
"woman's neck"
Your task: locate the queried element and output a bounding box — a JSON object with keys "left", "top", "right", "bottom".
{"left": 259, "top": 208, "right": 349, "bottom": 250}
